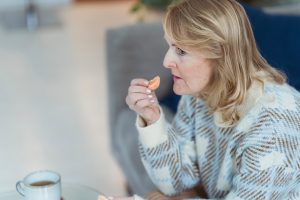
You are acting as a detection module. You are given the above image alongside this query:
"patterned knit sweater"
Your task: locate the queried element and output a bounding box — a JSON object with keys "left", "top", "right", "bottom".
{"left": 136, "top": 81, "right": 300, "bottom": 200}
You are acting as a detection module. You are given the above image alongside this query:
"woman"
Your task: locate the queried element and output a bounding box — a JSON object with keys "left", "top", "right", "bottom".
{"left": 125, "top": 0, "right": 300, "bottom": 199}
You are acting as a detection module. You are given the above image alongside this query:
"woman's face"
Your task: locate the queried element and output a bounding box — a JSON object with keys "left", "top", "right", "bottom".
{"left": 163, "top": 35, "right": 215, "bottom": 96}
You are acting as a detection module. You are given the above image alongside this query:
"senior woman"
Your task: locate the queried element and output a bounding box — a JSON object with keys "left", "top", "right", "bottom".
{"left": 123, "top": 0, "right": 300, "bottom": 199}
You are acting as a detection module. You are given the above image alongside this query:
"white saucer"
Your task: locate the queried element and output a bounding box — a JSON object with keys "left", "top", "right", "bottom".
{"left": 0, "top": 182, "right": 100, "bottom": 200}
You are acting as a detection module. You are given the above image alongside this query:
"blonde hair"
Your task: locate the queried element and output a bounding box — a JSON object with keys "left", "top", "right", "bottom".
{"left": 164, "top": 0, "right": 286, "bottom": 125}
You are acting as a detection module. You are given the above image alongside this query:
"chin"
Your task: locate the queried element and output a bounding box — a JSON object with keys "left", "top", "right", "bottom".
{"left": 173, "top": 86, "right": 189, "bottom": 96}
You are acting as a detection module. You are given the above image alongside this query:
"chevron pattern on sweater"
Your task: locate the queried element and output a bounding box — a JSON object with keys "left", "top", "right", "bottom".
{"left": 138, "top": 82, "right": 300, "bottom": 199}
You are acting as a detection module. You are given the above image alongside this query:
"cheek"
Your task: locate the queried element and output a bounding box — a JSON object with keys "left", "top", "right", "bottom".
{"left": 204, "top": 68, "right": 214, "bottom": 82}
{"left": 193, "top": 65, "right": 214, "bottom": 88}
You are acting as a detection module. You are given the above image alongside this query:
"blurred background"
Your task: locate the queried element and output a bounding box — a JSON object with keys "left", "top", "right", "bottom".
{"left": 0, "top": 0, "right": 299, "bottom": 197}
{"left": 0, "top": 0, "right": 141, "bottom": 196}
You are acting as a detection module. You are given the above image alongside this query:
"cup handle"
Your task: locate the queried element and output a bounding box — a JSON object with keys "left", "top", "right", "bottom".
{"left": 16, "top": 181, "right": 25, "bottom": 196}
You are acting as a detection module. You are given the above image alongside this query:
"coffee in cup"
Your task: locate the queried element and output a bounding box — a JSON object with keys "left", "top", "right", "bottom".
{"left": 16, "top": 170, "right": 62, "bottom": 200}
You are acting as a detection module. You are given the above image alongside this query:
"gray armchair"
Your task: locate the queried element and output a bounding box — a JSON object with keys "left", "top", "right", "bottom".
{"left": 105, "top": 22, "right": 175, "bottom": 196}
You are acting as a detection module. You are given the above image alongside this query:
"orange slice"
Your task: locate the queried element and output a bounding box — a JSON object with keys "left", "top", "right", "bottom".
{"left": 98, "top": 195, "right": 108, "bottom": 200}
{"left": 148, "top": 76, "right": 160, "bottom": 91}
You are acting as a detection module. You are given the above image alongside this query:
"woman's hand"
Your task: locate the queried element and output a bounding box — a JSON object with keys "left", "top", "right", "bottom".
{"left": 125, "top": 78, "right": 160, "bottom": 126}
{"left": 98, "top": 195, "right": 134, "bottom": 200}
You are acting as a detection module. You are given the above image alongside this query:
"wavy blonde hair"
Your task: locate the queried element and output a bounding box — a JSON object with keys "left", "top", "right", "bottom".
{"left": 164, "top": 0, "right": 286, "bottom": 125}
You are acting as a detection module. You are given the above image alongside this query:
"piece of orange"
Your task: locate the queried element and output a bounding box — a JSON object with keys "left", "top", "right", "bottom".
{"left": 148, "top": 76, "right": 160, "bottom": 91}
{"left": 98, "top": 195, "right": 108, "bottom": 200}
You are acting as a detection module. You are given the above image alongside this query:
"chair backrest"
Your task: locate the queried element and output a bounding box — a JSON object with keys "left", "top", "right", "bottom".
{"left": 105, "top": 22, "right": 172, "bottom": 135}
{"left": 244, "top": 5, "right": 300, "bottom": 91}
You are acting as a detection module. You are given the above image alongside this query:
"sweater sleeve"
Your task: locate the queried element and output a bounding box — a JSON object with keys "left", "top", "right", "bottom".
{"left": 136, "top": 96, "right": 201, "bottom": 196}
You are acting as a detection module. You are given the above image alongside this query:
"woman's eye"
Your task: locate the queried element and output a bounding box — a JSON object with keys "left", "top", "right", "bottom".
{"left": 175, "top": 47, "right": 186, "bottom": 56}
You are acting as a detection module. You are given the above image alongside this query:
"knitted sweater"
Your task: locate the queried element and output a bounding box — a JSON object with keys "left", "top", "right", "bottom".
{"left": 136, "top": 81, "right": 300, "bottom": 200}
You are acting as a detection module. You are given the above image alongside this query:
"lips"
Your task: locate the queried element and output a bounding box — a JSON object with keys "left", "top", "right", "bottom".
{"left": 173, "top": 75, "right": 182, "bottom": 80}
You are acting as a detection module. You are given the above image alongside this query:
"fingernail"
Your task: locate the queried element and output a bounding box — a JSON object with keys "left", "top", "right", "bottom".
{"left": 150, "top": 99, "right": 155, "bottom": 103}
{"left": 144, "top": 80, "right": 149, "bottom": 85}
{"left": 146, "top": 89, "right": 151, "bottom": 94}
{"left": 148, "top": 95, "right": 153, "bottom": 98}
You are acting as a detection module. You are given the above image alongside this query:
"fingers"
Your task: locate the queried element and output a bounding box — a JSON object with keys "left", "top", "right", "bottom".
{"left": 128, "top": 78, "right": 151, "bottom": 95}
{"left": 130, "top": 78, "right": 149, "bottom": 87}
{"left": 135, "top": 98, "right": 156, "bottom": 109}
{"left": 113, "top": 197, "right": 134, "bottom": 200}
{"left": 126, "top": 93, "right": 158, "bottom": 111}
{"left": 128, "top": 85, "right": 152, "bottom": 94}
{"left": 126, "top": 93, "right": 146, "bottom": 108}
{"left": 126, "top": 78, "right": 158, "bottom": 112}
{"left": 126, "top": 92, "right": 155, "bottom": 105}
{"left": 126, "top": 78, "right": 160, "bottom": 122}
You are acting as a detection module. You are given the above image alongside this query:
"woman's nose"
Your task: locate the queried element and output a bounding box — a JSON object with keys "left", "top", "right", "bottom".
{"left": 163, "top": 50, "right": 176, "bottom": 69}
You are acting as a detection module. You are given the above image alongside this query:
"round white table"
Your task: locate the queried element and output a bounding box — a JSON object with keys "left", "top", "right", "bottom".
{"left": 0, "top": 183, "right": 100, "bottom": 200}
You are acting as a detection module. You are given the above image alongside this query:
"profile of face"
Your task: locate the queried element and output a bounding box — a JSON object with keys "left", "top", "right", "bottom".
{"left": 163, "top": 34, "right": 215, "bottom": 96}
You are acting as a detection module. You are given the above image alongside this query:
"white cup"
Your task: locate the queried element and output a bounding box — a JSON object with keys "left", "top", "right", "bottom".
{"left": 16, "top": 170, "right": 62, "bottom": 200}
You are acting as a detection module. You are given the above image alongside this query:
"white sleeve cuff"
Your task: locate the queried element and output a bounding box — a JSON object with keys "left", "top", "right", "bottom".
{"left": 136, "top": 107, "right": 169, "bottom": 148}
